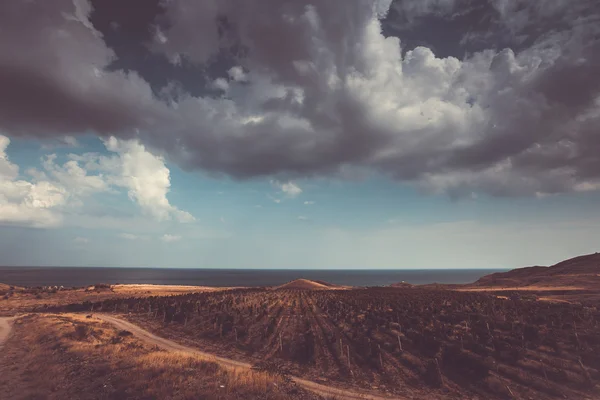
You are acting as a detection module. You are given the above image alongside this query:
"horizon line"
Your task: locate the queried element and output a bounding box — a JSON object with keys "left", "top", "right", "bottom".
{"left": 0, "top": 265, "right": 512, "bottom": 270}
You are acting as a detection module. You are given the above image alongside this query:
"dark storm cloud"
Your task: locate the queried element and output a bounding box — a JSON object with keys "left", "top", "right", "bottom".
{"left": 0, "top": 0, "right": 167, "bottom": 138}
{"left": 1, "top": 0, "right": 599, "bottom": 196}
{"left": 88, "top": 0, "right": 228, "bottom": 97}
{"left": 384, "top": 0, "right": 600, "bottom": 57}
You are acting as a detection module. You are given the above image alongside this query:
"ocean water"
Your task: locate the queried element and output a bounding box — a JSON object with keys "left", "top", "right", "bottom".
{"left": 0, "top": 267, "right": 507, "bottom": 288}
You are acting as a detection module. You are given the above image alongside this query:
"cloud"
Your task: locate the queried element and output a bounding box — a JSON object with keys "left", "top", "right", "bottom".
{"left": 0, "top": 134, "right": 194, "bottom": 228}
{"left": 161, "top": 234, "right": 182, "bottom": 242}
{"left": 0, "top": 136, "right": 67, "bottom": 228}
{"left": 212, "top": 78, "right": 229, "bottom": 92}
{"left": 118, "top": 233, "right": 139, "bottom": 240}
{"left": 281, "top": 182, "right": 303, "bottom": 197}
{"left": 267, "top": 194, "right": 281, "bottom": 204}
{"left": 41, "top": 136, "right": 80, "bottom": 150}
{"left": 272, "top": 180, "right": 302, "bottom": 197}
{"left": 73, "top": 236, "right": 89, "bottom": 244}
{"left": 304, "top": 201, "right": 315, "bottom": 205}
{"left": 297, "top": 216, "right": 309, "bottom": 221}
{"left": 0, "top": 0, "right": 598, "bottom": 197}
{"left": 228, "top": 66, "right": 247, "bottom": 82}
{"left": 102, "top": 137, "right": 195, "bottom": 222}
{"left": 42, "top": 154, "right": 109, "bottom": 196}
{"left": 0, "top": 0, "right": 166, "bottom": 138}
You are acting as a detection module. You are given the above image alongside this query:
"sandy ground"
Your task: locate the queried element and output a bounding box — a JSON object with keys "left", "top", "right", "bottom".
{"left": 98, "top": 314, "right": 405, "bottom": 400}
{"left": 111, "top": 284, "right": 228, "bottom": 295}
{"left": 0, "top": 317, "right": 12, "bottom": 348}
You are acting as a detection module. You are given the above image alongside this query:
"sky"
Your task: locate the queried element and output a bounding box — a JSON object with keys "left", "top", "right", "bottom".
{"left": 0, "top": 0, "right": 599, "bottom": 269}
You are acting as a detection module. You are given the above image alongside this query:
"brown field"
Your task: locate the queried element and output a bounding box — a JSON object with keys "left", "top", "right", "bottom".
{"left": 0, "top": 313, "right": 321, "bottom": 400}
{"left": 457, "top": 286, "right": 600, "bottom": 307}
{"left": 457, "top": 286, "right": 585, "bottom": 292}
{"left": 3, "top": 252, "right": 600, "bottom": 400}
{"left": 0, "top": 283, "right": 224, "bottom": 316}
{"left": 51, "top": 286, "right": 600, "bottom": 400}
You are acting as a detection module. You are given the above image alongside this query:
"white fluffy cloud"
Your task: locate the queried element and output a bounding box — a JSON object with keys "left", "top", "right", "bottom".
{"left": 0, "top": 134, "right": 194, "bottom": 228}
{"left": 103, "top": 137, "right": 195, "bottom": 222}
{"left": 42, "top": 154, "right": 108, "bottom": 196}
{"left": 0, "top": 136, "right": 67, "bottom": 228}
{"left": 281, "top": 182, "right": 302, "bottom": 197}
{"left": 272, "top": 181, "right": 303, "bottom": 197}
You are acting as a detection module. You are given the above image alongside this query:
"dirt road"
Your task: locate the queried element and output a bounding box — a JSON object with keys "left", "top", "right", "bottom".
{"left": 0, "top": 317, "right": 12, "bottom": 348}
{"left": 97, "top": 314, "right": 405, "bottom": 400}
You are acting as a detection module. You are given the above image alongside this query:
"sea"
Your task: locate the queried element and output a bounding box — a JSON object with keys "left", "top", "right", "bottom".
{"left": 0, "top": 267, "right": 508, "bottom": 288}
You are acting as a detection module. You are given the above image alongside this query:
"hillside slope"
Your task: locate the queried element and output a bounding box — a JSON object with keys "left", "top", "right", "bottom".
{"left": 276, "top": 279, "right": 332, "bottom": 290}
{"left": 474, "top": 252, "right": 600, "bottom": 288}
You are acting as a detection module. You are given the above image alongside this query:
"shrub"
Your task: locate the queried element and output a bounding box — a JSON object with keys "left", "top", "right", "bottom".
{"left": 94, "top": 283, "right": 112, "bottom": 289}
{"left": 74, "top": 324, "right": 90, "bottom": 340}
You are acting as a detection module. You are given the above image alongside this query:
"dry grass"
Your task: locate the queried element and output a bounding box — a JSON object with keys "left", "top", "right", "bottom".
{"left": 0, "top": 283, "right": 15, "bottom": 291}
{"left": 0, "top": 284, "right": 224, "bottom": 316}
{"left": 456, "top": 285, "right": 585, "bottom": 292}
{"left": 0, "top": 313, "right": 319, "bottom": 400}
{"left": 112, "top": 284, "right": 227, "bottom": 295}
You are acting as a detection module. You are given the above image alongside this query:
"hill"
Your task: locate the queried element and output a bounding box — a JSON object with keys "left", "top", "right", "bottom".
{"left": 0, "top": 283, "right": 23, "bottom": 295}
{"left": 473, "top": 252, "right": 600, "bottom": 288}
{"left": 275, "top": 279, "right": 332, "bottom": 290}
{"left": 0, "top": 283, "right": 21, "bottom": 291}
{"left": 389, "top": 281, "right": 414, "bottom": 288}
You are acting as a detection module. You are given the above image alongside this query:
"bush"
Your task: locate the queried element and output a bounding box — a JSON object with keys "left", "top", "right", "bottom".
{"left": 94, "top": 283, "right": 112, "bottom": 289}
{"left": 74, "top": 324, "right": 90, "bottom": 340}
{"left": 442, "top": 345, "right": 490, "bottom": 381}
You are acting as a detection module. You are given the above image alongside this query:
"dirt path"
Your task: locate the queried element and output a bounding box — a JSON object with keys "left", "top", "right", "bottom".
{"left": 0, "top": 317, "right": 13, "bottom": 348}
{"left": 97, "top": 314, "right": 405, "bottom": 400}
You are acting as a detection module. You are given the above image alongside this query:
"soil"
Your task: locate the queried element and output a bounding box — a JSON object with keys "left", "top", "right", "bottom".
{"left": 56, "top": 286, "right": 600, "bottom": 400}
{"left": 0, "top": 314, "right": 321, "bottom": 400}
{"left": 98, "top": 314, "right": 405, "bottom": 400}
{"left": 0, "top": 283, "right": 223, "bottom": 316}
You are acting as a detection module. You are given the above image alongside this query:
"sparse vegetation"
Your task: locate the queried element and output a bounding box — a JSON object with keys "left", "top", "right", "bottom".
{"left": 0, "top": 314, "right": 320, "bottom": 400}
{"left": 0, "top": 283, "right": 216, "bottom": 316}
{"left": 54, "top": 287, "right": 600, "bottom": 399}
